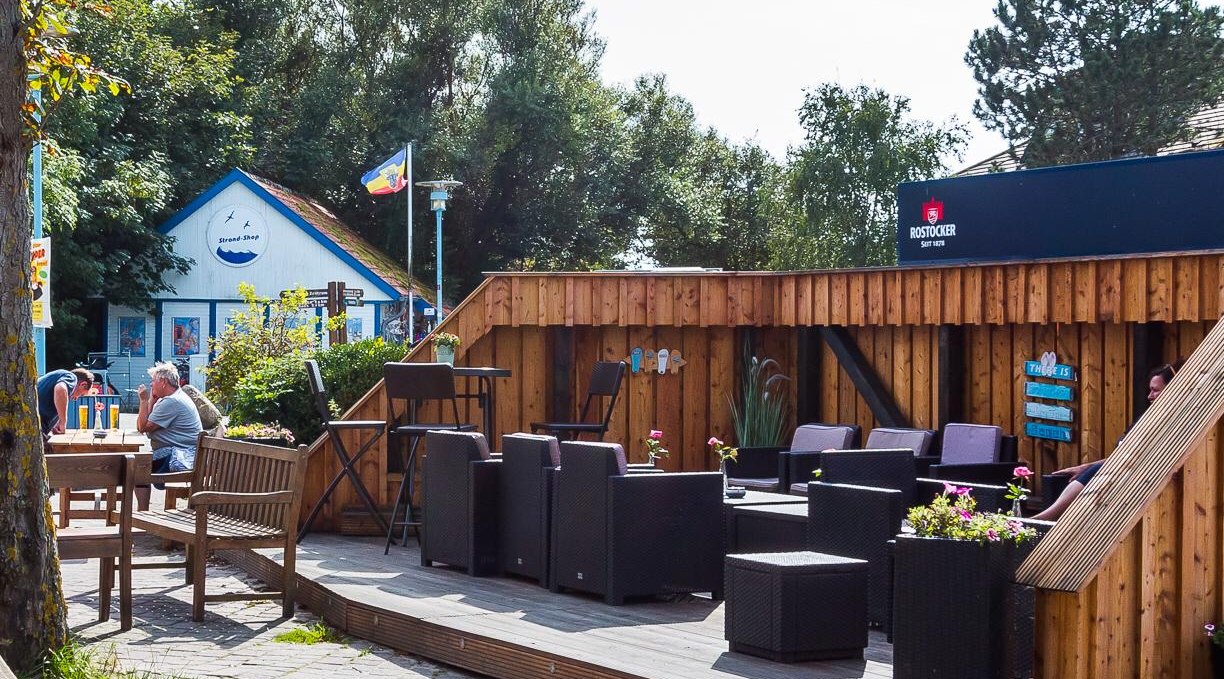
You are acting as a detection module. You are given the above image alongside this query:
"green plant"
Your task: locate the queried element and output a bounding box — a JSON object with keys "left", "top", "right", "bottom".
{"left": 727, "top": 345, "right": 791, "bottom": 447}
{"left": 26, "top": 639, "right": 179, "bottom": 679}
{"left": 1205, "top": 622, "right": 1224, "bottom": 647}
{"left": 643, "top": 429, "right": 670, "bottom": 462}
{"left": 707, "top": 436, "right": 738, "bottom": 464}
{"left": 431, "top": 332, "right": 461, "bottom": 349}
{"left": 272, "top": 621, "right": 345, "bottom": 645}
{"left": 227, "top": 337, "right": 409, "bottom": 445}
{"left": 225, "top": 422, "right": 295, "bottom": 445}
{"left": 204, "top": 284, "right": 320, "bottom": 408}
{"left": 907, "top": 483, "right": 1037, "bottom": 544}
{"left": 1004, "top": 466, "right": 1033, "bottom": 503}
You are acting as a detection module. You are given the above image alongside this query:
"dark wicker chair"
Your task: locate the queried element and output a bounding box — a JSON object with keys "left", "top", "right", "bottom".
{"left": 498, "top": 433, "right": 560, "bottom": 586}
{"left": 927, "top": 423, "right": 1019, "bottom": 486}
{"left": 531, "top": 361, "right": 626, "bottom": 441}
{"left": 420, "top": 430, "right": 500, "bottom": 575}
{"left": 788, "top": 429, "right": 931, "bottom": 495}
{"left": 728, "top": 423, "right": 859, "bottom": 493}
{"left": 549, "top": 441, "right": 723, "bottom": 604}
{"left": 805, "top": 448, "right": 918, "bottom": 507}
{"left": 807, "top": 481, "right": 904, "bottom": 627}
{"left": 383, "top": 362, "right": 477, "bottom": 554}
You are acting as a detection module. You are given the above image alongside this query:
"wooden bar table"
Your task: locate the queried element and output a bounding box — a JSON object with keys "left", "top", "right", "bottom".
{"left": 47, "top": 430, "right": 150, "bottom": 528}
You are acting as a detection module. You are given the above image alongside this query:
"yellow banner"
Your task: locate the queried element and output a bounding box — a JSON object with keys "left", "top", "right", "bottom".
{"left": 31, "top": 237, "right": 51, "bottom": 328}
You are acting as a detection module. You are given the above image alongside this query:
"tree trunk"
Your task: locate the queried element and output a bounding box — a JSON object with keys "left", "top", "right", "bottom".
{"left": 0, "top": 2, "right": 69, "bottom": 672}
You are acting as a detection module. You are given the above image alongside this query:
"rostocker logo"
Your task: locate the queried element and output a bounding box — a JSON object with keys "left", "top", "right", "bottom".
{"left": 923, "top": 198, "right": 943, "bottom": 225}
{"left": 910, "top": 196, "right": 956, "bottom": 247}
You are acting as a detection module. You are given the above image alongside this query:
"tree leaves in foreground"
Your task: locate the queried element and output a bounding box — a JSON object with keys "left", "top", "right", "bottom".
{"left": 776, "top": 83, "right": 966, "bottom": 269}
{"left": 967, "top": 0, "right": 1224, "bottom": 168}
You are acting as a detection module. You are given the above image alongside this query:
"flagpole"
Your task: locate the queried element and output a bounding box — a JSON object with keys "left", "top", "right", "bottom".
{"left": 405, "top": 142, "right": 415, "bottom": 344}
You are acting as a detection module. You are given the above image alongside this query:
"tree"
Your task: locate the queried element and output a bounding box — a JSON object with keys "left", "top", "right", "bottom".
{"left": 1, "top": 1, "right": 127, "bottom": 671}
{"left": 967, "top": 0, "right": 1224, "bottom": 168}
{"left": 775, "top": 83, "right": 966, "bottom": 269}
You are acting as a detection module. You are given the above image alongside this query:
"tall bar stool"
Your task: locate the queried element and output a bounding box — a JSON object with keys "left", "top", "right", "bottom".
{"left": 383, "top": 362, "right": 476, "bottom": 554}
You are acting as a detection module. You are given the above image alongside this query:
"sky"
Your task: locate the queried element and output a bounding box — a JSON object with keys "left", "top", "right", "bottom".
{"left": 586, "top": 0, "right": 1013, "bottom": 171}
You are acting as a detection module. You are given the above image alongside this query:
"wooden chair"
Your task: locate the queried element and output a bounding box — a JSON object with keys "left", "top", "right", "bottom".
{"left": 130, "top": 436, "right": 309, "bottom": 622}
{"left": 530, "top": 361, "right": 627, "bottom": 441}
{"left": 47, "top": 453, "right": 135, "bottom": 631}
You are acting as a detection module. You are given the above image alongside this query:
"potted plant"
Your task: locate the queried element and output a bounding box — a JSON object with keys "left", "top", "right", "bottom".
{"left": 892, "top": 484, "right": 1038, "bottom": 679}
{"left": 643, "top": 429, "right": 670, "bottom": 464}
{"left": 1205, "top": 623, "right": 1224, "bottom": 678}
{"left": 431, "top": 332, "right": 461, "bottom": 365}
{"left": 225, "top": 422, "right": 296, "bottom": 448}
{"left": 707, "top": 436, "right": 741, "bottom": 497}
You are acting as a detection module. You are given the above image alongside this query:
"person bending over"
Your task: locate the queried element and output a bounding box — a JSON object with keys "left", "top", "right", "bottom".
{"left": 36, "top": 367, "right": 94, "bottom": 436}
{"left": 1033, "top": 362, "right": 1178, "bottom": 521}
{"left": 135, "top": 362, "right": 202, "bottom": 509}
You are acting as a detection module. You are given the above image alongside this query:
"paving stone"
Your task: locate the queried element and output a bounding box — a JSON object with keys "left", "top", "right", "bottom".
{"left": 60, "top": 493, "right": 483, "bottom": 679}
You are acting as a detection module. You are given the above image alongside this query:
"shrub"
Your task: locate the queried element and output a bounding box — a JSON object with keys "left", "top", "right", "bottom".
{"left": 227, "top": 337, "right": 409, "bottom": 445}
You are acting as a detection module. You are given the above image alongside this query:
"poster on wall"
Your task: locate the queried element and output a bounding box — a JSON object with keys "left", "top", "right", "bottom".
{"left": 172, "top": 317, "right": 201, "bottom": 356}
{"left": 346, "top": 316, "right": 363, "bottom": 340}
{"left": 31, "top": 238, "right": 51, "bottom": 328}
{"left": 118, "top": 317, "right": 146, "bottom": 357}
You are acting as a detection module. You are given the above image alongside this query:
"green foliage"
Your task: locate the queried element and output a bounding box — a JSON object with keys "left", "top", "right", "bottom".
{"left": 228, "top": 337, "right": 409, "bottom": 445}
{"left": 27, "top": 639, "right": 178, "bottom": 679}
{"left": 907, "top": 485, "right": 1037, "bottom": 544}
{"left": 224, "top": 422, "right": 295, "bottom": 445}
{"left": 204, "top": 284, "right": 316, "bottom": 409}
{"left": 775, "top": 83, "right": 966, "bottom": 269}
{"left": 272, "top": 622, "right": 345, "bottom": 645}
{"left": 967, "top": 0, "right": 1224, "bottom": 168}
{"left": 727, "top": 345, "right": 791, "bottom": 448}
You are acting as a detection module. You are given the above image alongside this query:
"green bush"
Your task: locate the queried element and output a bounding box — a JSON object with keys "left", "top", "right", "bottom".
{"left": 228, "top": 337, "right": 409, "bottom": 445}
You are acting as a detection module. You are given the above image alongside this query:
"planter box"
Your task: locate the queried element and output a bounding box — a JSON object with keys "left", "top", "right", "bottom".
{"left": 892, "top": 535, "right": 1026, "bottom": 679}
{"left": 226, "top": 436, "right": 292, "bottom": 448}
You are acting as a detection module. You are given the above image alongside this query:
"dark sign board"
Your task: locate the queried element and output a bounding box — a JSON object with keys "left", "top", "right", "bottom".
{"left": 896, "top": 148, "right": 1224, "bottom": 264}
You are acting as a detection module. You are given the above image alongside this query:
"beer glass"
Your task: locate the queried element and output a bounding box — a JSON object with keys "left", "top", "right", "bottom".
{"left": 109, "top": 403, "right": 120, "bottom": 430}
{"left": 77, "top": 403, "right": 89, "bottom": 429}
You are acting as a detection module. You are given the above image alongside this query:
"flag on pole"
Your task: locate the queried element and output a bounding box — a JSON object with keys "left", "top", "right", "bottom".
{"left": 361, "top": 149, "right": 408, "bottom": 195}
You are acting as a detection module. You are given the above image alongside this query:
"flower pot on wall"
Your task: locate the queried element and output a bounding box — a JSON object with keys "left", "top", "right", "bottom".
{"left": 892, "top": 535, "right": 1025, "bottom": 679}
{"left": 436, "top": 344, "right": 455, "bottom": 365}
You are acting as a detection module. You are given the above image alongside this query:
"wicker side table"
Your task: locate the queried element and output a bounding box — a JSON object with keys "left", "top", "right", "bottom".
{"left": 728, "top": 503, "right": 809, "bottom": 553}
{"left": 724, "top": 551, "right": 869, "bottom": 662}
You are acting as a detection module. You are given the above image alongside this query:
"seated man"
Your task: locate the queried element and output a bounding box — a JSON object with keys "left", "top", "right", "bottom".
{"left": 135, "top": 362, "right": 203, "bottom": 509}
{"left": 36, "top": 367, "right": 94, "bottom": 437}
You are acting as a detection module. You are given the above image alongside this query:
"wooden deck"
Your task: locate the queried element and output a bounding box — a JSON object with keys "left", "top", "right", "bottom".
{"left": 226, "top": 534, "right": 893, "bottom": 679}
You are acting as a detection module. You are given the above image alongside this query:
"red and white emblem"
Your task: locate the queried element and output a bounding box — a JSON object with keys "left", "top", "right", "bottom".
{"left": 922, "top": 198, "right": 944, "bottom": 225}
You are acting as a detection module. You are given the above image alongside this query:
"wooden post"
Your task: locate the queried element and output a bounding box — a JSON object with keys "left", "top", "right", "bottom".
{"left": 327, "top": 281, "right": 348, "bottom": 345}
{"left": 1132, "top": 322, "right": 1164, "bottom": 419}
{"left": 937, "top": 325, "right": 965, "bottom": 428}
{"left": 550, "top": 326, "right": 575, "bottom": 421}
{"left": 796, "top": 327, "right": 821, "bottom": 425}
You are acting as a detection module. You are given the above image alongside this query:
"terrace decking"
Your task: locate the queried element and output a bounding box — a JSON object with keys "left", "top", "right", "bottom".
{"left": 226, "top": 535, "right": 893, "bottom": 679}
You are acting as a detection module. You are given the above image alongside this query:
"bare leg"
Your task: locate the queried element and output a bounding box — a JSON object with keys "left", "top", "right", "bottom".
{"left": 1033, "top": 480, "right": 1085, "bottom": 521}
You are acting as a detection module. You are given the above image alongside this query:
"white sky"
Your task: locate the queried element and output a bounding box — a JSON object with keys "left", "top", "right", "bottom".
{"left": 585, "top": 0, "right": 1020, "bottom": 171}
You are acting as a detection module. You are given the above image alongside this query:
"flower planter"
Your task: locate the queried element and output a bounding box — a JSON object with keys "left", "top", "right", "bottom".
{"left": 892, "top": 535, "right": 1025, "bottom": 679}
{"left": 435, "top": 344, "right": 455, "bottom": 365}
{"left": 227, "top": 435, "right": 292, "bottom": 448}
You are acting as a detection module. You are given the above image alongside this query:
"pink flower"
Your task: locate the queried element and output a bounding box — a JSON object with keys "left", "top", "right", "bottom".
{"left": 942, "top": 482, "right": 957, "bottom": 495}
{"left": 707, "top": 436, "right": 721, "bottom": 447}
{"left": 958, "top": 509, "right": 973, "bottom": 520}
{"left": 649, "top": 430, "right": 663, "bottom": 440}
{"left": 987, "top": 529, "right": 1000, "bottom": 541}
{"left": 1014, "top": 466, "right": 1033, "bottom": 479}
{"left": 1206, "top": 623, "right": 1217, "bottom": 636}
{"left": 952, "top": 485, "right": 971, "bottom": 497}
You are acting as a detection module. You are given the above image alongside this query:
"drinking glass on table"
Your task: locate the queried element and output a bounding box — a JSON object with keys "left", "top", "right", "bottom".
{"left": 109, "top": 403, "right": 120, "bottom": 430}
{"left": 77, "top": 403, "right": 89, "bottom": 429}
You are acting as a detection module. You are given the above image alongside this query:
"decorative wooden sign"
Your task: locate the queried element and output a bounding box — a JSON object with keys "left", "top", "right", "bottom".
{"left": 625, "top": 347, "right": 686, "bottom": 375}
{"left": 1024, "top": 382, "right": 1074, "bottom": 401}
{"left": 1026, "top": 422, "right": 1073, "bottom": 442}
{"left": 1024, "top": 352, "right": 1075, "bottom": 381}
{"left": 1024, "top": 402, "right": 1074, "bottom": 423}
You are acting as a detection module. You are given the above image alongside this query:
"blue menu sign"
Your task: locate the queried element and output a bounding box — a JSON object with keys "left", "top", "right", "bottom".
{"left": 1025, "top": 382, "right": 1074, "bottom": 401}
{"left": 1026, "top": 422, "right": 1073, "bottom": 443}
{"left": 1024, "top": 402, "right": 1074, "bottom": 423}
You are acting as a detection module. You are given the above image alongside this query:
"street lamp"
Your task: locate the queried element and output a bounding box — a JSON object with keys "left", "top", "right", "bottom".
{"left": 415, "top": 179, "right": 462, "bottom": 324}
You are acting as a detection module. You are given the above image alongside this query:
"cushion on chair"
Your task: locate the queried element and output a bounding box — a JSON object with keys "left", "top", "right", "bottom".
{"left": 506, "top": 432, "right": 561, "bottom": 466}
{"left": 559, "top": 441, "right": 628, "bottom": 475}
{"left": 790, "top": 424, "right": 857, "bottom": 452}
{"left": 940, "top": 423, "right": 1003, "bottom": 465}
{"left": 866, "top": 428, "right": 935, "bottom": 457}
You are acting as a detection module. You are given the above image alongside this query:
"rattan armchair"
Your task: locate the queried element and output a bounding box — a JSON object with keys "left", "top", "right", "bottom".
{"left": 420, "top": 430, "right": 501, "bottom": 576}
{"left": 498, "top": 433, "right": 560, "bottom": 586}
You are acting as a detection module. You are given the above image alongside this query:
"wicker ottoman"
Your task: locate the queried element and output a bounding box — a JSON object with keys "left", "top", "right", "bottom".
{"left": 724, "top": 551, "right": 869, "bottom": 662}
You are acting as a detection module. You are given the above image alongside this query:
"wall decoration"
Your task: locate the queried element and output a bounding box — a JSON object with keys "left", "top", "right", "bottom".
{"left": 30, "top": 237, "right": 51, "bottom": 328}
{"left": 668, "top": 351, "right": 687, "bottom": 374}
{"left": 623, "top": 348, "right": 687, "bottom": 375}
{"left": 1023, "top": 351, "right": 1077, "bottom": 442}
{"left": 118, "top": 317, "right": 146, "bottom": 357}
{"left": 656, "top": 348, "right": 669, "bottom": 374}
{"left": 631, "top": 347, "right": 643, "bottom": 373}
{"left": 206, "top": 204, "right": 269, "bottom": 268}
{"left": 172, "top": 317, "right": 201, "bottom": 357}
{"left": 346, "top": 316, "right": 363, "bottom": 340}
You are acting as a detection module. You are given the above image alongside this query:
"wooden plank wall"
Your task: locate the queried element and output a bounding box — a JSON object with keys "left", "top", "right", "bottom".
{"left": 1033, "top": 422, "right": 1223, "bottom": 679}
{"left": 301, "top": 255, "right": 1224, "bottom": 529}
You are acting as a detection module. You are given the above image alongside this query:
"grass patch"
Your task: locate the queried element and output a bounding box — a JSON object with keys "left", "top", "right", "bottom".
{"left": 272, "top": 621, "right": 345, "bottom": 645}
{"left": 25, "top": 640, "right": 178, "bottom": 679}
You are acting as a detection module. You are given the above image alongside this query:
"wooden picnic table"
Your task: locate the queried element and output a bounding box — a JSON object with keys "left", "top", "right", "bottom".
{"left": 48, "top": 430, "right": 150, "bottom": 528}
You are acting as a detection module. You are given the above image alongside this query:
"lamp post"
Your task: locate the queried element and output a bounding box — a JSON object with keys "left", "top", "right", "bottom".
{"left": 415, "top": 179, "right": 461, "bottom": 325}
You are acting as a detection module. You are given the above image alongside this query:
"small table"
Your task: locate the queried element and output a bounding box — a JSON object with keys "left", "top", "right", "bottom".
{"left": 729, "top": 503, "right": 811, "bottom": 554}
{"left": 48, "top": 430, "right": 150, "bottom": 528}
{"left": 453, "top": 367, "right": 511, "bottom": 437}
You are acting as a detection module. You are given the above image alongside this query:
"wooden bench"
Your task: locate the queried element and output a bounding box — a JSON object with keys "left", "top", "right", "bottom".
{"left": 130, "top": 436, "right": 309, "bottom": 621}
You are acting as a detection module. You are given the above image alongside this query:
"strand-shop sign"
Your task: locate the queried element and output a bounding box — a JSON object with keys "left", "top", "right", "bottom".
{"left": 896, "top": 147, "right": 1224, "bottom": 265}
